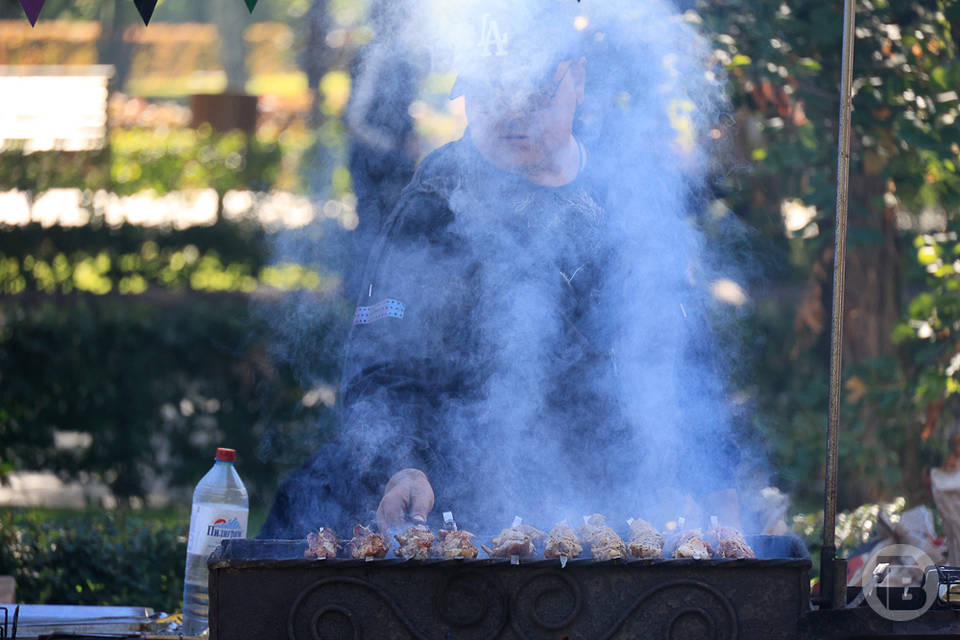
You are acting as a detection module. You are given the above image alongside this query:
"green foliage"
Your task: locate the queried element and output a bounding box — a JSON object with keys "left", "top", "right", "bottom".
{"left": 0, "top": 510, "right": 186, "bottom": 611}
{"left": 110, "top": 126, "right": 284, "bottom": 196}
{"left": 0, "top": 292, "right": 339, "bottom": 506}
{"left": 793, "top": 498, "right": 908, "bottom": 578}
{"left": 0, "top": 148, "right": 109, "bottom": 195}
{"left": 0, "top": 222, "right": 333, "bottom": 296}
{"left": 899, "top": 231, "right": 960, "bottom": 402}
{"left": 704, "top": 0, "right": 960, "bottom": 218}
{"left": 0, "top": 126, "right": 314, "bottom": 196}
{"left": 700, "top": 0, "right": 960, "bottom": 510}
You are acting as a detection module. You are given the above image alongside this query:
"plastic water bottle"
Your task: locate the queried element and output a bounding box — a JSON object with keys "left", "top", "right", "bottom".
{"left": 182, "top": 447, "right": 248, "bottom": 636}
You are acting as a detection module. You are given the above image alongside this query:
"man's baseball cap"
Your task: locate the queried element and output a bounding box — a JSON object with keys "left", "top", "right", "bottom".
{"left": 447, "top": 0, "right": 587, "bottom": 100}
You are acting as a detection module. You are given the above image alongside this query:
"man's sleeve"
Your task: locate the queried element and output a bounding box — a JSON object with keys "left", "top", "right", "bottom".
{"left": 339, "top": 189, "right": 473, "bottom": 487}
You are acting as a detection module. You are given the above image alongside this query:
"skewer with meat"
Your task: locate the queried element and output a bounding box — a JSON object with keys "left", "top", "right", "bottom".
{"left": 481, "top": 525, "right": 544, "bottom": 559}
{"left": 706, "top": 525, "right": 755, "bottom": 559}
{"left": 544, "top": 523, "right": 583, "bottom": 559}
{"left": 436, "top": 529, "right": 479, "bottom": 559}
{"left": 394, "top": 524, "right": 435, "bottom": 560}
{"left": 627, "top": 518, "right": 664, "bottom": 559}
{"left": 666, "top": 529, "right": 714, "bottom": 559}
{"left": 516, "top": 524, "right": 546, "bottom": 546}
{"left": 347, "top": 525, "right": 388, "bottom": 560}
{"left": 577, "top": 514, "right": 626, "bottom": 560}
{"left": 305, "top": 526, "right": 340, "bottom": 559}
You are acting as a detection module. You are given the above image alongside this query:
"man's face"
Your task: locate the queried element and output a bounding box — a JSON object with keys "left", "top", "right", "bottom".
{"left": 464, "top": 58, "right": 586, "bottom": 175}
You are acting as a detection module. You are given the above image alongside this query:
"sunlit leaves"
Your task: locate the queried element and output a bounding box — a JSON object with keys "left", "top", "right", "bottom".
{"left": 1, "top": 126, "right": 311, "bottom": 197}
{"left": 792, "top": 497, "right": 906, "bottom": 553}
{"left": 319, "top": 70, "right": 351, "bottom": 117}
{"left": 0, "top": 231, "right": 336, "bottom": 296}
{"left": 696, "top": 0, "right": 960, "bottom": 510}
{"left": 901, "top": 232, "right": 960, "bottom": 401}
{"left": 701, "top": 0, "right": 960, "bottom": 212}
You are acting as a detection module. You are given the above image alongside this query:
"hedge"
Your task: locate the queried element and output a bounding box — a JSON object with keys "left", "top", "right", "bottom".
{"left": 0, "top": 510, "right": 186, "bottom": 611}
{"left": 0, "top": 290, "right": 346, "bottom": 507}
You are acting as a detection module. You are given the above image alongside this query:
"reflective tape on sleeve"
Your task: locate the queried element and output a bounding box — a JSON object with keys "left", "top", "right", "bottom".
{"left": 353, "top": 298, "right": 405, "bottom": 325}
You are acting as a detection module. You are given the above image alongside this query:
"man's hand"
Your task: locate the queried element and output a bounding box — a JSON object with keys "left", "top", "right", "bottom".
{"left": 377, "top": 468, "right": 435, "bottom": 534}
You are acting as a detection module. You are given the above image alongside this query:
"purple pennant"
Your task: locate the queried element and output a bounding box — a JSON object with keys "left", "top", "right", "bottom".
{"left": 244, "top": 0, "right": 258, "bottom": 12}
{"left": 133, "top": 0, "right": 158, "bottom": 25}
{"left": 18, "top": 0, "right": 44, "bottom": 26}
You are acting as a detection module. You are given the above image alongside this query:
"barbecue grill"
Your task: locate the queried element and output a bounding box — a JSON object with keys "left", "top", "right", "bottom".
{"left": 205, "top": 1, "right": 960, "bottom": 637}
{"left": 209, "top": 536, "right": 810, "bottom": 640}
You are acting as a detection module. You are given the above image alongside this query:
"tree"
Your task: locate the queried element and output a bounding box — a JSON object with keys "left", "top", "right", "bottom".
{"left": 701, "top": 0, "right": 960, "bottom": 509}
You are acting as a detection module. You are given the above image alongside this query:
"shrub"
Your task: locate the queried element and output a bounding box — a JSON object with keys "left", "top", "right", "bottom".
{"left": 0, "top": 510, "right": 186, "bottom": 611}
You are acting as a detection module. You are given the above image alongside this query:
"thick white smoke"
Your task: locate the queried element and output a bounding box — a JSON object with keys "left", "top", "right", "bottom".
{"left": 267, "top": 0, "right": 766, "bottom": 536}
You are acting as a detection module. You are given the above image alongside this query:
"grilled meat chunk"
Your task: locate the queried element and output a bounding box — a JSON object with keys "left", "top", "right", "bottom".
{"left": 627, "top": 518, "right": 664, "bottom": 559}
{"left": 516, "top": 524, "right": 547, "bottom": 546}
{"left": 577, "top": 514, "right": 626, "bottom": 560}
{"left": 436, "top": 529, "right": 479, "bottom": 559}
{"left": 481, "top": 525, "right": 543, "bottom": 558}
{"left": 347, "top": 525, "right": 388, "bottom": 560}
{"left": 706, "top": 525, "right": 755, "bottom": 559}
{"left": 305, "top": 527, "right": 340, "bottom": 559}
{"left": 394, "top": 524, "right": 435, "bottom": 560}
{"left": 544, "top": 523, "right": 583, "bottom": 559}
{"left": 666, "top": 529, "right": 714, "bottom": 559}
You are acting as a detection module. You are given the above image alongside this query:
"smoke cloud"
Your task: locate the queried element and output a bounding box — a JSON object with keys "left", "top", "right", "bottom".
{"left": 265, "top": 0, "right": 766, "bottom": 536}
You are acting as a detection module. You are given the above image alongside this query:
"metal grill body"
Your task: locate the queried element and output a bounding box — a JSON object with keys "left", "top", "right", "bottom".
{"left": 209, "top": 536, "right": 809, "bottom": 640}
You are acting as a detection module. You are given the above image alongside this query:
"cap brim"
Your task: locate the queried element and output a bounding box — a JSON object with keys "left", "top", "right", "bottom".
{"left": 448, "top": 54, "right": 572, "bottom": 101}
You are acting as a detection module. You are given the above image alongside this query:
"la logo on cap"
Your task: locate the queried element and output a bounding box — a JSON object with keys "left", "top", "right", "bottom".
{"left": 478, "top": 13, "right": 509, "bottom": 57}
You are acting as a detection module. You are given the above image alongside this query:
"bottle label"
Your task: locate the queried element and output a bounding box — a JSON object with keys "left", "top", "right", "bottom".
{"left": 187, "top": 504, "right": 249, "bottom": 557}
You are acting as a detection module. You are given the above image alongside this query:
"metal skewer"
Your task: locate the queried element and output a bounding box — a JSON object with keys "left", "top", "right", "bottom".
{"left": 820, "top": 0, "right": 858, "bottom": 610}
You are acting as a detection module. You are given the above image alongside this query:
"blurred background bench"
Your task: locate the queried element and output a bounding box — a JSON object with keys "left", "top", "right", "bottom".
{"left": 0, "top": 64, "right": 113, "bottom": 152}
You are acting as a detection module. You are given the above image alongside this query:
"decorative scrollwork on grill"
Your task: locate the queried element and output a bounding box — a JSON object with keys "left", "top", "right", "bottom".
{"left": 433, "top": 568, "right": 509, "bottom": 638}
{"left": 510, "top": 569, "right": 583, "bottom": 637}
{"left": 667, "top": 607, "right": 718, "bottom": 640}
{"left": 287, "top": 577, "right": 429, "bottom": 640}
{"left": 309, "top": 605, "right": 359, "bottom": 640}
{"left": 600, "top": 579, "right": 738, "bottom": 640}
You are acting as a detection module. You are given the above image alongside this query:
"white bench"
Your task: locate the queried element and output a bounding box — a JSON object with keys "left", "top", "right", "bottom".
{"left": 0, "top": 64, "right": 114, "bottom": 152}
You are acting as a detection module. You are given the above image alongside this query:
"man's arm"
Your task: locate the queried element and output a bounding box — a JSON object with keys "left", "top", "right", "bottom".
{"left": 340, "top": 188, "right": 470, "bottom": 532}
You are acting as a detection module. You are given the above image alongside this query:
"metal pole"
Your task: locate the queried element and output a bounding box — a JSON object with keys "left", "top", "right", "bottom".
{"left": 820, "top": 0, "right": 857, "bottom": 609}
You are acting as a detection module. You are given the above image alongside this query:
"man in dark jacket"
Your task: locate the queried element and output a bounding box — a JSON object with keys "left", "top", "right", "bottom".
{"left": 261, "top": 2, "right": 741, "bottom": 539}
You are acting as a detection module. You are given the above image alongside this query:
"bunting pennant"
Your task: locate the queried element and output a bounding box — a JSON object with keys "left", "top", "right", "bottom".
{"left": 15, "top": 0, "right": 262, "bottom": 25}
{"left": 133, "top": 0, "right": 158, "bottom": 26}
{"left": 18, "top": 0, "right": 45, "bottom": 27}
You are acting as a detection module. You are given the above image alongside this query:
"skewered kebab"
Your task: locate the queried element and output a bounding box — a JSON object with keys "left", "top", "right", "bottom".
{"left": 627, "top": 518, "right": 664, "bottom": 559}
{"left": 305, "top": 526, "right": 340, "bottom": 559}
{"left": 544, "top": 523, "right": 583, "bottom": 559}
{"left": 577, "top": 514, "right": 627, "bottom": 560}
{"left": 436, "top": 529, "right": 479, "bottom": 559}
{"left": 516, "top": 524, "right": 547, "bottom": 546}
{"left": 347, "top": 525, "right": 388, "bottom": 560}
{"left": 666, "top": 529, "right": 714, "bottom": 559}
{"left": 394, "top": 524, "right": 435, "bottom": 560}
{"left": 706, "top": 525, "right": 755, "bottom": 559}
{"left": 481, "top": 525, "right": 544, "bottom": 559}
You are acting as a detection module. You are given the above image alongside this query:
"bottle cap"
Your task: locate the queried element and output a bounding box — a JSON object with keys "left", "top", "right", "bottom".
{"left": 216, "top": 448, "right": 236, "bottom": 462}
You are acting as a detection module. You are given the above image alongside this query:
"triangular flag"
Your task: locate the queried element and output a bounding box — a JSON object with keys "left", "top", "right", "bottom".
{"left": 18, "top": 0, "right": 44, "bottom": 26}
{"left": 133, "top": 0, "right": 158, "bottom": 25}
{"left": 244, "top": 0, "right": 258, "bottom": 13}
